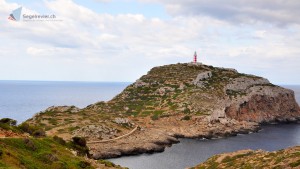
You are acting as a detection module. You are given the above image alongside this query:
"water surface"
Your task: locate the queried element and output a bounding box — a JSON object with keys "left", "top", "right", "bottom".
{"left": 110, "top": 124, "right": 300, "bottom": 169}
{"left": 0, "top": 81, "right": 129, "bottom": 123}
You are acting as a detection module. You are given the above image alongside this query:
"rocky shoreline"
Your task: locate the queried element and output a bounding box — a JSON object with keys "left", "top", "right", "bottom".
{"left": 90, "top": 120, "right": 300, "bottom": 160}
{"left": 89, "top": 116, "right": 262, "bottom": 159}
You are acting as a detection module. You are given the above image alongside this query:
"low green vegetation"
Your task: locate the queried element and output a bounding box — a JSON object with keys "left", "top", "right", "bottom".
{"left": 99, "top": 160, "right": 128, "bottom": 169}
{"left": 191, "top": 146, "right": 300, "bottom": 169}
{"left": 0, "top": 137, "right": 94, "bottom": 169}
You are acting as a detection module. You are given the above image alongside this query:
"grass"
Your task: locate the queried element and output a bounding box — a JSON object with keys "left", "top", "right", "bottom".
{"left": 0, "top": 137, "right": 94, "bottom": 169}
{"left": 99, "top": 160, "right": 128, "bottom": 169}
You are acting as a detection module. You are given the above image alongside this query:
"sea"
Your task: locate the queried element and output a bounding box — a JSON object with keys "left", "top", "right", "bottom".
{"left": 0, "top": 81, "right": 130, "bottom": 123}
{"left": 0, "top": 81, "right": 299, "bottom": 169}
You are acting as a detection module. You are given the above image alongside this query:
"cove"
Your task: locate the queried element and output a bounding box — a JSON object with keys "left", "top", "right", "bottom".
{"left": 109, "top": 124, "right": 300, "bottom": 169}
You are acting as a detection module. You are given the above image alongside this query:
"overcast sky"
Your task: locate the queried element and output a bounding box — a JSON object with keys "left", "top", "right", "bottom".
{"left": 0, "top": 0, "right": 299, "bottom": 84}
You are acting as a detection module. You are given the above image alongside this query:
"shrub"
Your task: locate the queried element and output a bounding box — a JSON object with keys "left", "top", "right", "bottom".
{"left": 0, "top": 118, "right": 17, "bottom": 126}
{"left": 18, "top": 123, "right": 32, "bottom": 133}
{"left": 99, "top": 159, "right": 115, "bottom": 167}
{"left": 51, "top": 161, "right": 67, "bottom": 169}
{"left": 53, "top": 136, "right": 66, "bottom": 145}
{"left": 289, "top": 159, "right": 300, "bottom": 167}
{"left": 183, "top": 108, "right": 191, "bottom": 114}
{"left": 32, "top": 129, "right": 46, "bottom": 138}
{"left": 77, "top": 161, "right": 91, "bottom": 168}
{"left": 18, "top": 123, "right": 46, "bottom": 137}
{"left": 69, "top": 137, "right": 90, "bottom": 157}
{"left": 23, "top": 138, "right": 37, "bottom": 151}
{"left": 151, "top": 115, "right": 159, "bottom": 120}
{"left": 72, "top": 137, "right": 86, "bottom": 147}
{"left": 38, "top": 152, "right": 58, "bottom": 164}
{"left": 181, "top": 115, "right": 191, "bottom": 121}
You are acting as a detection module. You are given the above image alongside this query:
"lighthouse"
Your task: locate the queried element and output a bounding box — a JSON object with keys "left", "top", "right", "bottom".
{"left": 193, "top": 51, "right": 197, "bottom": 63}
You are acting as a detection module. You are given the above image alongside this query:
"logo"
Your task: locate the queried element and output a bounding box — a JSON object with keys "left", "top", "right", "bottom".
{"left": 8, "top": 6, "right": 62, "bottom": 22}
{"left": 8, "top": 7, "right": 22, "bottom": 21}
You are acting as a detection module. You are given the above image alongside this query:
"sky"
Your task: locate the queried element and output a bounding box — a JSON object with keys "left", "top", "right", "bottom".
{"left": 0, "top": 0, "right": 300, "bottom": 84}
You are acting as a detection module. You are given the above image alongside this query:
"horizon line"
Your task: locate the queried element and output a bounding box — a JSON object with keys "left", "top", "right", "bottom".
{"left": 0, "top": 80, "right": 299, "bottom": 86}
{"left": 0, "top": 80, "right": 133, "bottom": 83}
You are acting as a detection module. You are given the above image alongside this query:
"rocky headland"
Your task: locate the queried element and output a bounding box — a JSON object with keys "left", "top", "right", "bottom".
{"left": 25, "top": 63, "right": 300, "bottom": 159}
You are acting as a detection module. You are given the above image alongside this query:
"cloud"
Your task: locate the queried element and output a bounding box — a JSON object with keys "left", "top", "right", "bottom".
{"left": 140, "top": 0, "right": 300, "bottom": 26}
{"left": 0, "top": 0, "right": 300, "bottom": 84}
{"left": 93, "top": 0, "right": 111, "bottom": 3}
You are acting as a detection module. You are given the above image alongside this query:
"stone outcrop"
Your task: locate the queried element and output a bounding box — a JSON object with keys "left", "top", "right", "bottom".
{"left": 72, "top": 125, "right": 118, "bottom": 140}
{"left": 225, "top": 77, "right": 270, "bottom": 92}
{"left": 193, "top": 71, "right": 212, "bottom": 87}
{"left": 42, "top": 105, "right": 80, "bottom": 113}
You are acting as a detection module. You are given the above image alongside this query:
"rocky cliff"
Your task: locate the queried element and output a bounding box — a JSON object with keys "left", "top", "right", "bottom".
{"left": 26, "top": 63, "right": 300, "bottom": 159}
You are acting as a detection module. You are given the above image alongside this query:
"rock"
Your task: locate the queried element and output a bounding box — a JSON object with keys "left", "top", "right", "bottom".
{"left": 156, "top": 87, "right": 175, "bottom": 95}
{"left": 41, "top": 105, "right": 80, "bottom": 113}
{"left": 73, "top": 125, "right": 117, "bottom": 140}
{"left": 134, "top": 80, "right": 149, "bottom": 88}
{"left": 178, "top": 83, "right": 186, "bottom": 90}
{"left": 193, "top": 71, "right": 212, "bottom": 87}
{"left": 225, "top": 77, "right": 270, "bottom": 92}
{"left": 113, "top": 118, "right": 129, "bottom": 124}
{"left": 225, "top": 86, "right": 300, "bottom": 123}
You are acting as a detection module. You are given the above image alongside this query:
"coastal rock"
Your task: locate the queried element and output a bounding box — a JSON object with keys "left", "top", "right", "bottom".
{"left": 225, "top": 86, "right": 300, "bottom": 123}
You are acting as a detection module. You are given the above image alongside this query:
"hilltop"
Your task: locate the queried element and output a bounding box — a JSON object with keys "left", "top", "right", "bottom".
{"left": 25, "top": 63, "right": 300, "bottom": 159}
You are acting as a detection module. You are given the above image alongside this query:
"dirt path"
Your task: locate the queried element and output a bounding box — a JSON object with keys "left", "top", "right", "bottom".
{"left": 87, "top": 126, "right": 139, "bottom": 144}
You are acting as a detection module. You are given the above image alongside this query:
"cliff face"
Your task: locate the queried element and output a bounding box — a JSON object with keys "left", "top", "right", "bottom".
{"left": 225, "top": 86, "right": 300, "bottom": 123}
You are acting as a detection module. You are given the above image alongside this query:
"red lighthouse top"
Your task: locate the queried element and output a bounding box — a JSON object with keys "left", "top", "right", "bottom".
{"left": 194, "top": 51, "right": 197, "bottom": 63}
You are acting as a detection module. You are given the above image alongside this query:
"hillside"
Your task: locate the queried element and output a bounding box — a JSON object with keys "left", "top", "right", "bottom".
{"left": 25, "top": 63, "right": 300, "bottom": 159}
{"left": 190, "top": 146, "right": 300, "bottom": 169}
{"left": 0, "top": 119, "right": 127, "bottom": 169}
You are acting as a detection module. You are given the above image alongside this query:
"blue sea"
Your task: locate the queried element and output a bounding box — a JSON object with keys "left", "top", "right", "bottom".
{"left": 0, "top": 81, "right": 130, "bottom": 123}
{"left": 0, "top": 81, "right": 300, "bottom": 169}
